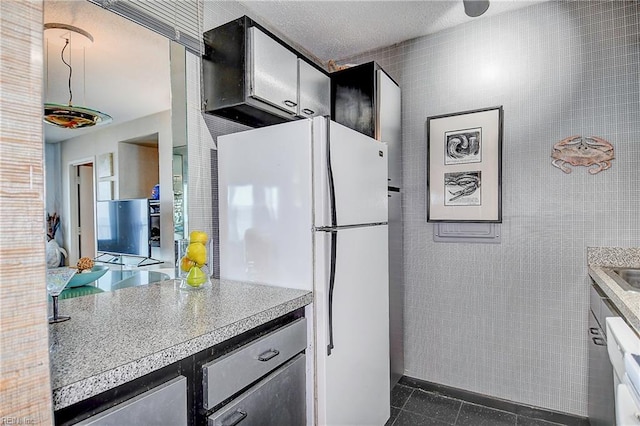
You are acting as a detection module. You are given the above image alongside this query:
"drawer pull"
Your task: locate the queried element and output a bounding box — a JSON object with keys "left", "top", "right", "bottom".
{"left": 302, "top": 108, "right": 315, "bottom": 115}
{"left": 593, "top": 337, "right": 606, "bottom": 346}
{"left": 258, "top": 349, "right": 280, "bottom": 362}
{"left": 221, "top": 409, "right": 247, "bottom": 426}
{"left": 283, "top": 100, "right": 297, "bottom": 107}
{"left": 589, "top": 327, "right": 600, "bottom": 335}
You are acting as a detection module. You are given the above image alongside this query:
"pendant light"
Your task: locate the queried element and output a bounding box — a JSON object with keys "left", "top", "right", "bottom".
{"left": 463, "top": 0, "right": 490, "bottom": 17}
{"left": 44, "top": 23, "right": 112, "bottom": 129}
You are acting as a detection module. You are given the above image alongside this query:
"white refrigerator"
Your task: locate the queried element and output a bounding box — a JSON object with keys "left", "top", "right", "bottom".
{"left": 218, "top": 116, "right": 390, "bottom": 425}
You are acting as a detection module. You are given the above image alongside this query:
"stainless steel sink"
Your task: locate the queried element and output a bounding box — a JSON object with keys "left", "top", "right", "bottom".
{"left": 604, "top": 268, "right": 640, "bottom": 292}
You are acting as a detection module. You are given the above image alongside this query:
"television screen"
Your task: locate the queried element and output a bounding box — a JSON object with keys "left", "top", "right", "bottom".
{"left": 96, "top": 199, "right": 150, "bottom": 257}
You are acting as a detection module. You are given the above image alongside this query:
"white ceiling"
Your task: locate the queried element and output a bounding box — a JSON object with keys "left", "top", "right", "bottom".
{"left": 43, "top": 0, "right": 542, "bottom": 144}
{"left": 238, "top": 0, "right": 544, "bottom": 62}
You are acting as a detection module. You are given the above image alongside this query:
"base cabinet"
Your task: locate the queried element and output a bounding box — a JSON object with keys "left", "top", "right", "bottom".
{"left": 74, "top": 376, "right": 187, "bottom": 426}
{"left": 207, "top": 355, "right": 306, "bottom": 426}
{"left": 54, "top": 310, "right": 305, "bottom": 426}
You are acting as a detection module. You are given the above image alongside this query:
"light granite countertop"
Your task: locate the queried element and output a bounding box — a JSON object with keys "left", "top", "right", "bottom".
{"left": 587, "top": 247, "right": 640, "bottom": 333}
{"left": 50, "top": 278, "right": 313, "bottom": 410}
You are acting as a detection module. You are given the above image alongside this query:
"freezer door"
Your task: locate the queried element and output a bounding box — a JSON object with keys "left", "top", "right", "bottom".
{"left": 313, "top": 117, "right": 388, "bottom": 228}
{"left": 217, "top": 120, "right": 314, "bottom": 291}
{"left": 314, "top": 225, "right": 390, "bottom": 425}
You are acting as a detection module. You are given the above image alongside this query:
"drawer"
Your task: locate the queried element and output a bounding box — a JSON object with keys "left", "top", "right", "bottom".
{"left": 202, "top": 318, "right": 306, "bottom": 410}
{"left": 74, "top": 376, "right": 187, "bottom": 425}
{"left": 208, "top": 354, "right": 306, "bottom": 426}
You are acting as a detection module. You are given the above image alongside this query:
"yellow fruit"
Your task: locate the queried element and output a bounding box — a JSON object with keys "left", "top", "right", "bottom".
{"left": 186, "top": 242, "right": 206, "bottom": 266}
{"left": 189, "top": 230, "right": 208, "bottom": 245}
{"left": 186, "top": 266, "right": 206, "bottom": 287}
{"left": 180, "top": 256, "right": 195, "bottom": 272}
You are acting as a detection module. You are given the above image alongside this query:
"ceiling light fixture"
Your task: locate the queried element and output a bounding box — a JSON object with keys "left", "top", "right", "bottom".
{"left": 43, "top": 23, "right": 112, "bottom": 129}
{"left": 463, "top": 0, "right": 490, "bottom": 17}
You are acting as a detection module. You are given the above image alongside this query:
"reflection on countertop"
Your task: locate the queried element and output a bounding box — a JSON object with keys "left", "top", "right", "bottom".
{"left": 588, "top": 247, "right": 640, "bottom": 334}
{"left": 59, "top": 268, "right": 172, "bottom": 299}
{"left": 50, "top": 278, "right": 313, "bottom": 410}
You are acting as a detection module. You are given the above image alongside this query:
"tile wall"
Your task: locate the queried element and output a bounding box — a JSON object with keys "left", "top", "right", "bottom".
{"left": 341, "top": 0, "right": 640, "bottom": 416}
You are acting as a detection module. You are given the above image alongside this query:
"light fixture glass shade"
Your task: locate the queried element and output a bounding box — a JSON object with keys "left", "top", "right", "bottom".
{"left": 44, "top": 103, "right": 112, "bottom": 129}
{"left": 464, "top": 0, "right": 490, "bottom": 17}
{"left": 44, "top": 23, "right": 111, "bottom": 129}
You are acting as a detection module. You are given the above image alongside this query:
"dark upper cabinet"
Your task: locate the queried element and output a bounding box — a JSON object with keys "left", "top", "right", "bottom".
{"left": 331, "top": 62, "right": 402, "bottom": 187}
{"left": 202, "top": 16, "right": 330, "bottom": 128}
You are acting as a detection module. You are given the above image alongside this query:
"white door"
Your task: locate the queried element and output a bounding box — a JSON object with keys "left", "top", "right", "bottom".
{"left": 313, "top": 117, "right": 388, "bottom": 228}
{"left": 78, "top": 164, "right": 95, "bottom": 259}
{"left": 314, "top": 225, "right": 390, "bottom": 426}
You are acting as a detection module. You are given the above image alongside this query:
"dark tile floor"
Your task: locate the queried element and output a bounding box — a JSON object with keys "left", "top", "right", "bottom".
{"left": 387, "top": 383, "right": 567, "bottom": 426}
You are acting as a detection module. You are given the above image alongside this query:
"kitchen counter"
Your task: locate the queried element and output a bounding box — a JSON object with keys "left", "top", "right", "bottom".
{"left": 50, "top": 278, "right": 313, "bottom": 410}
{"left": 588, "top": 247, "right": 640, "bottom": 333}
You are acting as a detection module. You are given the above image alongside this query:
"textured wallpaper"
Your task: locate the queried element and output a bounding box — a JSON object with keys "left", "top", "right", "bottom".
{"left": 0, "top": 1, "right": 53, "bottom": 421}
{"left": 341, "top": 0, "right": 640, "bottom": 416}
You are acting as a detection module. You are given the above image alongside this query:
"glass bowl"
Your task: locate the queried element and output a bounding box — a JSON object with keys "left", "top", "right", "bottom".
{"left": 67, "top": 265, "right": 109, "bottom": 288}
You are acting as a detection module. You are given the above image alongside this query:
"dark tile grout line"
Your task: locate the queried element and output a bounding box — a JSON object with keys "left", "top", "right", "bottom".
{"left": 453, "top": 400, "right": 463, "bottom": 425}
{"left": 390, "top": 387, "right": 414, "bottom": 426}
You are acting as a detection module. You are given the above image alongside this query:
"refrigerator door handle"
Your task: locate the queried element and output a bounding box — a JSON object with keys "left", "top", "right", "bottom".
{"left": 325, "top": 118, "right": 337, "bottom": 356}
{"left": 327, "top": 229, "right": 337, "bottom": 356}
{"left": 326, "top": 119, "right": 338, "bottom": 228}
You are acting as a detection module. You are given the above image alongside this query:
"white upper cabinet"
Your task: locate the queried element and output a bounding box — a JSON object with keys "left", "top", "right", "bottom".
{"left": 298, "top": 59, "right": 330, "bottom": 118}
{"left": 203, "top": 17, "right": 331, "bottom": 128}
{"left": 249, "top": 27, "right": 299, "bottom": 115}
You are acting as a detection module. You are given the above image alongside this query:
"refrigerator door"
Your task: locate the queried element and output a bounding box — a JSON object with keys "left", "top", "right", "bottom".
{"left": 314, "top": 225, "right": 390, "bottom": 425}
{"left": 313, "top": 117, "right": 388, "bottom": 228}
{"left": 217, "top": 120, "right": 314, "bottom": 291}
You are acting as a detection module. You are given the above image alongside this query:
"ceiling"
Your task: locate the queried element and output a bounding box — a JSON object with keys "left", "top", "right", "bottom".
{"left": 43, "top": 0, "right": 542, "bottom": 144}
{"left": 238, "top": 0, "right": 544, "bottom": 62}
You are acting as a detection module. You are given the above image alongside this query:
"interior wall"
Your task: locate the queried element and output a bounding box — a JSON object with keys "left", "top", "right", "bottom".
{"left": 341, "top": 0, "right": 640, "bottom": 416}
{"left": 118, "top": 142, "right": 160, "bottom": 199}
{"left": 0, "top": 1, "right": 53, "bottom": 421}
{"left": 59, "top": 110, "right": 173, "bottom": 263}
{"left": 45, "top": 142, "right": 63, "bottom": 246}
{"left": 186, "top": 0, "right": 254, "bottom": 242}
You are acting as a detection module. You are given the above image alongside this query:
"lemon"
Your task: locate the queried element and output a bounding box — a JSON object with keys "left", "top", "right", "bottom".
{"left": 186, "top": 266, "right": 206, "bottom": 287}
{"left": 186, "top": 242, "right": 206, "bottom": 266}
{"left": 190, "top": 230, "right": 208, "bottom": 245}
{"left": 180, "top": 256, "right": 195, "bottom": 273}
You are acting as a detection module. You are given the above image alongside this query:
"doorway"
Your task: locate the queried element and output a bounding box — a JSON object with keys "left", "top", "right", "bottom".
{"left": 70, "top": 161, "right": 96, "bottom": 262}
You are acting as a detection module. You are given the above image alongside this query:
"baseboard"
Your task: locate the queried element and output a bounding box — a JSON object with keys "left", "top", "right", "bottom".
{"left": 398, "top": 376, "right": 589, "bottom": 426}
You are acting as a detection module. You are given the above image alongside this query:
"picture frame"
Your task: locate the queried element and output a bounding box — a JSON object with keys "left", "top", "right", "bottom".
{"left": 97, "top": 152, "right": 113, "bottom": 178}
{"left": 426, "top": 106, "right": 503, "bottom": 222}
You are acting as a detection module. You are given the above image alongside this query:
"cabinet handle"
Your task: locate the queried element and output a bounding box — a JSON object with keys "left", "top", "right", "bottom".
{"left": 302, "top": 108, "right": 315, "bottom": 115}
{"left": 221, "top": 409, "right": 247, "bottom": 426}
{"left": 589, "top": 327, "right": 600, "bottom": 335}
{"left": 257, "top": 349, "right": 280, "bottom": 362}
{"left": 593, "top": 337, "right": 606, "bottom": 346}
{"left": 283, "top": 100, "right": 297, "bottom": 107}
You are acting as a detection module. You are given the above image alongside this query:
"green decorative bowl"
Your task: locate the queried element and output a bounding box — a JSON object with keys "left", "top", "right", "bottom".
{"left": 66, "top": 265, "right": 109, "bottom": 288}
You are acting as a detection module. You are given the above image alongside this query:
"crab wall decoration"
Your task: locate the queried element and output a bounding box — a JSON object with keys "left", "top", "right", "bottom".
{"left": 551, "top": 135, "right": 614, "bottom": 174}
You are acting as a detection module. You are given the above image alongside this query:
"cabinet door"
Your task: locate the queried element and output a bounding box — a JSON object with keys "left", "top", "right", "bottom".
{"left": 74, "top": 376, "right": 187, "bottom": 425}
{"left": 249, "top": 27, "right": 298, "bottom": 115}
{"left": 298, "top": 59, "right": 330, "bottom": 117}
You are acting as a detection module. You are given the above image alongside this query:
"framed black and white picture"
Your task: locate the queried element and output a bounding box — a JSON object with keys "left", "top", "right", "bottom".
{"left": 427, "top": 106, "right": 503, "bottom": 222}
